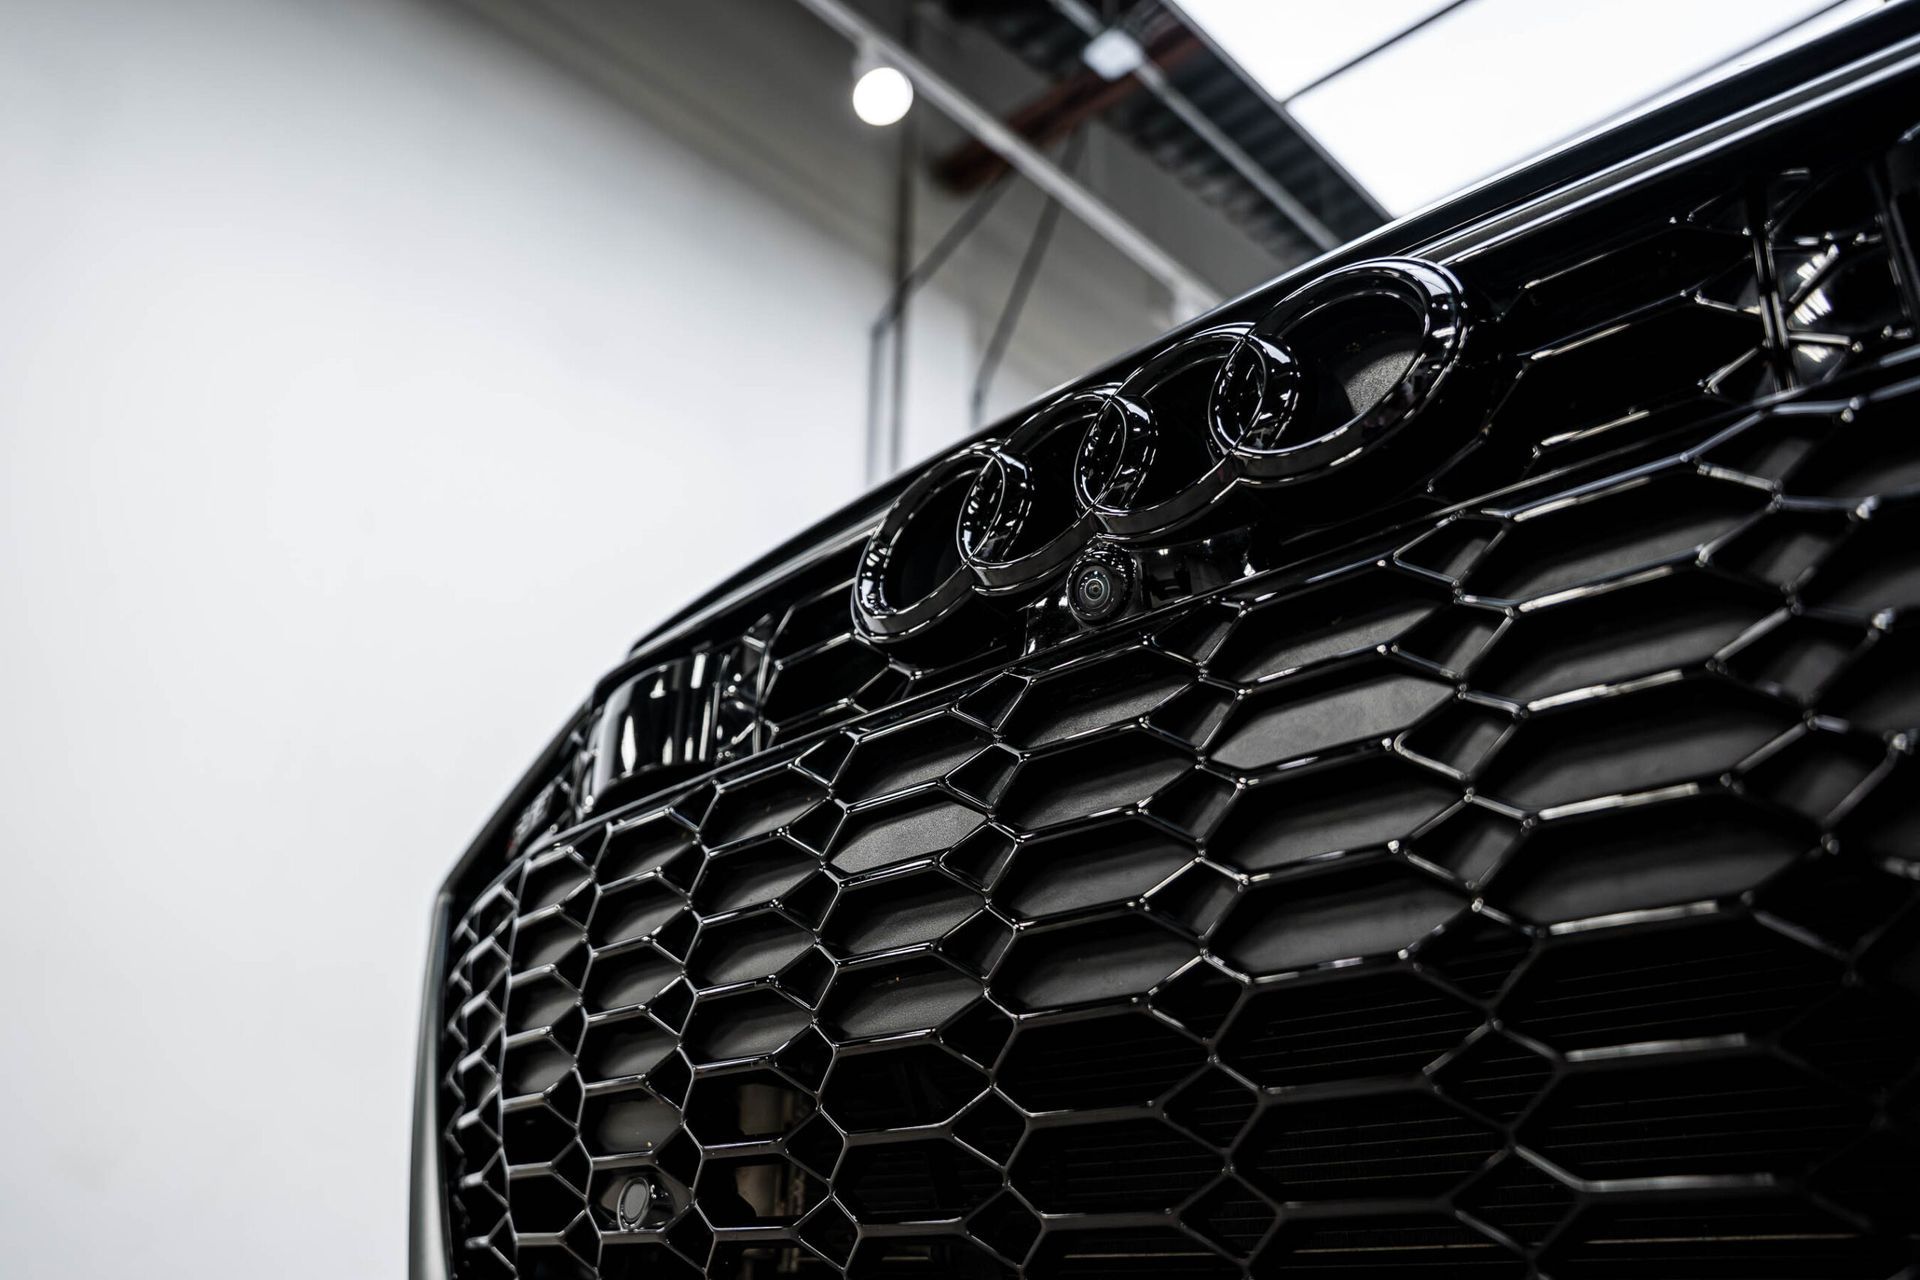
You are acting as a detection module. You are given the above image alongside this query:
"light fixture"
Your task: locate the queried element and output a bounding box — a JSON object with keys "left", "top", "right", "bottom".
{"left": 851, "top": 44, "right": 913, "bottom": 126}
{"left": 1081, "top": 28, "right": 1145, "bottom": 81}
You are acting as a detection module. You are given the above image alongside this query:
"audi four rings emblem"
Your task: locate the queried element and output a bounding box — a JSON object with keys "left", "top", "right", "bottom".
{"left": 854, "top": 258, "right": 1477, "bottom": 642}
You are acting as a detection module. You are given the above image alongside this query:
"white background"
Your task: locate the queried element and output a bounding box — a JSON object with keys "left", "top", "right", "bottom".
{"left": 0, "top": 0, "right": 1172, "bottom": 1274}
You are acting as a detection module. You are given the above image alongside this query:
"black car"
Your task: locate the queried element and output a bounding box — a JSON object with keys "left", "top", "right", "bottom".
{"left": 414, "top": 11, "right": 1920, "bottom": 1277}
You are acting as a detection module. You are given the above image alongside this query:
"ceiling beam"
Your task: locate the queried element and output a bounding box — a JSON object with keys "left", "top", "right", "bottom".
{"left": 1046, "top": 0, "right": 1341, "bottom": 251}
{"left": 932, "top": 26, "right": 1204, "bottom": 193}
{"left": 789, "top": 0, "right": 1222, "bottom": 311}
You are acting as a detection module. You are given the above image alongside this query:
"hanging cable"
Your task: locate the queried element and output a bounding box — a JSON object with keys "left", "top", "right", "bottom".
{"left": 864, "top": 166, "right": 1019, "bottom": 483}
{"left": 883, "top": 100, "right": 919, "bottom": 480}
{"left": 970, "top": 130, "right": 1085, "bottom": 431}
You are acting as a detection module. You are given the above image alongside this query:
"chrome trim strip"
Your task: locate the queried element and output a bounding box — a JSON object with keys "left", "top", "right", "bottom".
{"left": 409, "top": 893, "right": 452, "bottom": 1280}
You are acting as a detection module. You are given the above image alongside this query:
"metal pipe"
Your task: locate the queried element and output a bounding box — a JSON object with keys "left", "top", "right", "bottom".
{"left": 1161, "top": 0, "right": 1392, "bottom": 221}
{"left": 789, "top": 0, "right": 1221, "bottom": 309}
{"left": 885, "top": 100, "right": 918, "bottom": 479}
{"left": 932, "top": 27, "right": 1203, "bottom": 194}
{"left": 1280, "top": 0, "right": 1479, "bottom": 104}
{"left": 1047, "top": 0, "right": 1342, "bottom": 252}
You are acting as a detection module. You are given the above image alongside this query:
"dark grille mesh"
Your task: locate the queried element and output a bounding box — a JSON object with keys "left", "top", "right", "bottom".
{"left": 439, "top": 375, "right": 1920, "bottom": 1278}
{"left": 434, "top": 131, "right": 1920, "bottom": 1278}
{"left": 506, "top": 137, "right": 1920, "bottom": 863}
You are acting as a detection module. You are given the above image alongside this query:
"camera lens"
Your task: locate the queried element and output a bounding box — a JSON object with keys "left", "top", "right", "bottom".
{"left": 1067, "top": 551, "right": 1131, "bottom": 624}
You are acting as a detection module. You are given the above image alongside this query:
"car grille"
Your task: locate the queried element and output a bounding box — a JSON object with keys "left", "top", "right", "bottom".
{"left": 427, "top": 52, "right": 1920, "bottom": 1280}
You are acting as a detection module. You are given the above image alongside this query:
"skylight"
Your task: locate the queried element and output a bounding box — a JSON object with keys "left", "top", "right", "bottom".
{"left": 1175, "top": 0, "right": 1885, "bottom": 217}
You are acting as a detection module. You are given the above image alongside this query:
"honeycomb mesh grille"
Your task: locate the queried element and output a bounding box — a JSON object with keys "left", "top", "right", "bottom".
{"left": 434, "top": 127, "right": 1920, "bottom": 1277}
{"left": 439, "top": 373, "right": 1920, "bottom": 1278}
{"left": 506, "top": 137, "right": 1920, "bottom": 863}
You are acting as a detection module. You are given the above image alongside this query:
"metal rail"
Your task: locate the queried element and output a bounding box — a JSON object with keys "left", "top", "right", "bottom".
{"left": 1045, "top": 0, "right": 1341, "bottom": 251}
{"left": 789, "top": 0, "right": 1221, "bottom": 310}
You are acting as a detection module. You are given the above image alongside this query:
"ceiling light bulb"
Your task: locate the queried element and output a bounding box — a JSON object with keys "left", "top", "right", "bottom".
{"left": 852, "top": 64, "right": 913, "bottom": 126}
{"left": 1082, "top": 28, "right": 1145, "bottom": 81}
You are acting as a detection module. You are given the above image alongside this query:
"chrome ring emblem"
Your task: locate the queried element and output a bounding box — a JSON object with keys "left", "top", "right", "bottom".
{"left": 1224, "top": 257, "right": 1472, "bottom": 483}
{"left": 1072, "top": 325, "right": 1250, "bottom": 539}
{"left": 853, "top": 258, "right": 1475, "bottom": 637}
{"left": 958, "top": 387, "right": 1108, "bottom": 592}
{"left": 853, "top": 443, "right": 995, "bottom": 639}
{"left": 1211, "top": 330, "right": 1303, "bottom": 460}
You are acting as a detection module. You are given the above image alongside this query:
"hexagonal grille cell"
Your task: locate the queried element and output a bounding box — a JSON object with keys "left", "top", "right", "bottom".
{"left": 1263, "top": 1215, "right": 1523, "bottom": 1277}
{"left": 821, "top": 1044, "right": 985, "bottom": 1130}
{"left": 1000, "top": 647, "right": 1193, "bottom": 747}
{"left": 1210, "top": 568, "right": 1444, "bottom": 684}
{"left": 999, "top": 1011, "right": 1203, "bottom": 1112}
{"left": 1482, "top": 681, "right": 1796, "bottom": 811}
{"left": 824, "top": 867, "right": 981, "bottom": 954}
{"left": 1014, "top": 1118, "right": 1219, "bottom": 1213}
{"left": 701, "top": 768, "right": 823, "bottom": 845}
{"left": 999, "top": 731, "right": 1193, "bottom": 829}
{"left": 822, "top": 955, "right": 982, "bottom": 1040}
{"left": 688, "top": 910, "right": 812, "bottom": 987}
{"left": 830, "top": 793, "right": 983, "bottom": 874}
{"left": 838, "top": 1138, "right": 1001, "bottom": 1222}
{"left": 1528, "top": 1054, "right": 1865, "bottom": 1180}
{"left": 997, "top": 915, "right": 1198, "bottom": 1011}
{"left": 1031, "top": 1228, "right": 1239, "bottom": 1277}
{"left": 1506, "top": 916, "right": 1837, "bottom": 1050}
{"left": 685, "top": 988, "right": 809, "bottom": 1063}
{"left": 1215, "top": 859, "right": 1464, "bottom": 975}
{"left": 437, "top": 200, "right": 1920, "bottom": 1275}
{"left": 1547, "top": 1196, "right": 1904, "bottom": 1278}
{"left": 1208, "top": 755, "right": 1456, "bottom": 873}
{"left": 1488, "top": 796, "right": 1807, "bottom": 924}
{"left": 1467, "top": 472, "right": 1763, "bottom": 603}
{"left": 994, "top": 818, "right": 1194, "bottom": 919}
{"left": 1243, "top": 1090, "right": 1501, "bottom": 1201}
{"left": 836, "top": 712, "right": 990, "bottom": 800}
{"left": 1209, "top": 666, "right": 1454, "bottom": 771}
{"left": 1474, "top": 571, "right": 1771, "bottom": 705}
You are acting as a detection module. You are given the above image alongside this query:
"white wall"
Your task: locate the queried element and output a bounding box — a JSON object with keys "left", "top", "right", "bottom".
{"left": 0, "top": 0, "right": 1193, "bottom": 1275}
{"left": 452, "top": 0, "right": 1273, "bottom": 464}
